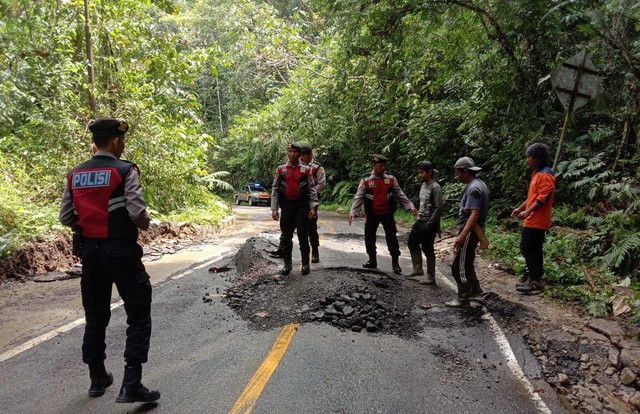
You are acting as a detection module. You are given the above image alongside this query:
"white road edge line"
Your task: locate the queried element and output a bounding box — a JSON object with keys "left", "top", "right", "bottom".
{"left": 436, "top": 268, "right": 553, "bottom": 414}
{"left": 0, "top": 250, "right": 233, "bottom": 363}
{"left": 0, "top": 299, "right": 123, "bottom": 364}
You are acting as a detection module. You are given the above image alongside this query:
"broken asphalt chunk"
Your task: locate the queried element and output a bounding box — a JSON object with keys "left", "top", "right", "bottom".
{"left": 209, "top": 265, "right": 231, "bottom": 273}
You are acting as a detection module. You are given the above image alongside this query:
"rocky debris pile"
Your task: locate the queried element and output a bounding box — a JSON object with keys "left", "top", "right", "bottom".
{"left": 312, "top": 289, "right": 410, "bottom": 334}
{"left": 138, "top": 221, "right": 220, "bottom": 245}
{"left": 522, "top": 319, "right": 640, "bottom": 413}
{"left": 225, "top": 278, "right": 286, "bottom": 309}
{"left": 222, "top": 267, "right": 432, "bottom": 338}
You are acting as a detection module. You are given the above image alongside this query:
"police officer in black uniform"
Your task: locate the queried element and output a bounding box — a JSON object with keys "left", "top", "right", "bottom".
{"left": 271, "top": 142, "right": 319, "bottom": 276}
{"left": 59, "top": 117, "right": 160, "bottom": 403}
{"left": 269, "top": 143, "right": 326, "bottom": 262}
{"left": 349, "top": 154, "right": 417, "bottom": 274}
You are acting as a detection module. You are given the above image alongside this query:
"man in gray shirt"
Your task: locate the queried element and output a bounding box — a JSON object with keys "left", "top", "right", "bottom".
{"left": 447, "top": 157, "right": 489, "bottom": 308}
{"left": 406, "top": 161, "right": 443, "bottom": 285}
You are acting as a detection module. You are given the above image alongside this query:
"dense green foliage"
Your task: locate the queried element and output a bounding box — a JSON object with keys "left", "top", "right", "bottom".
{"left": 0, "top": 0, "right": 230, "bottom": 255}
{"left": 1, "top": 0, "right": 639, "bottom": 317}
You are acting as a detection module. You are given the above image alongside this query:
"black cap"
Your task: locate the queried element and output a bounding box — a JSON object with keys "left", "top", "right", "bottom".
{"left": 417, "top": 160, "right": 438, "bottom": 172}
{"left": 88, "top": 117, "right": 129, "bottom": 139}
{"left": 300, "top": 143, "right": 312, "bottom": 153}
{"left": 372, "top": 154, "right": 388, "bottom": 163}
{"left": 287, "top": 142, "right": 302, "bottom": 151}
{"left": 526, "top": 143, "right": 550, "bottom": 162}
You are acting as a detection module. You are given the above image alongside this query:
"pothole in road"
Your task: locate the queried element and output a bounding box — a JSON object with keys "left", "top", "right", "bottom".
{"left": 222, "top": 235, "right": 481, "bottom": 338}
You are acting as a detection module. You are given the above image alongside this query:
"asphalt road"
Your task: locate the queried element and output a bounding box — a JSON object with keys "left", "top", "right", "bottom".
{"left": 0, "top": 206, "right": 569, "bottom": 413}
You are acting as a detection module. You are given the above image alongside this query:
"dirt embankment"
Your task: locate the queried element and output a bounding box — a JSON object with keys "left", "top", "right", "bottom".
{"left": 0, "top": 221, "right": 221, "bottom": 283}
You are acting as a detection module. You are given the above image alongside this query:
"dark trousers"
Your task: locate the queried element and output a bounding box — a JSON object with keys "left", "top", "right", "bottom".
{"left": 451, "top": 230, "right": 481, "bottom": 300}
{"left": 308, "top": 215, "right": 319, "bottom": 250}
{"left": 364, "top": 213, "right": 400, "bottom": 258}
{"left": 280, "top": 204, "right": 310, "bottom": 263}
{"left": 519, "top": 227, "right": 546, "bottom": 281}
{"left": 81, "top": 240, "right": 152, "bottom": 366}
{"left": 407, "top": 220, "right": 437, "bottom": 260}
{"left": 277, "top": 214, "right": 319, "bottom": 251}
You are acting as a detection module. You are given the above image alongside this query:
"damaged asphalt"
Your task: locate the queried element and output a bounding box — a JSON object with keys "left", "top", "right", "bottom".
{"left": 2, "top": 207, "right": 637, "bottom": 413}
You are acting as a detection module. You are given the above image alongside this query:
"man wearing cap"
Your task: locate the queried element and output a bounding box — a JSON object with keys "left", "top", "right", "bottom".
{"left": 271, "top": 142, "right": 319, "bottom": 276}
{"left": 300, "top": 144, "right": 326, "bottom": 263}
{"left": 269, "top": 144, "right": 326, "bottom": 263}
{"left": 447, "top": 156, "right": 490, "bottom": 308}
{"left": 406, "top": 161, "right": 443, "bottom": 284}
{"left": 511, "top": 143, "right": 556, "bottom": 294}
{"left": 59, "top": 117, "right": 160, "bottom": 402}
{"left": 349, "top": 154, "right": 417, "bottom": 274}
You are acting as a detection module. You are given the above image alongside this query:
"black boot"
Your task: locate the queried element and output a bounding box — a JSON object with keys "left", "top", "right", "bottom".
{"left": 363, "top": 257, "right": 377, "bottom": 269}
{"left": 301, "top": 263, "right": 310, "bottom": 275}
{"left": 311, "top": 246, "right": 320, "bottom": 263}
{"left": 116, "top": 365, "right": 160, "bottom": 403}
{"left": 88, "top": 362, "right": 113, "bottom": 397}
{"left": 281, "top": 260, "right": 292, "bottom": 276}
{"left": 391, "top": 256, "right": 402, "bottom": 275}
{"left": 268, "top": 247, "right": 284, "bottom": 258}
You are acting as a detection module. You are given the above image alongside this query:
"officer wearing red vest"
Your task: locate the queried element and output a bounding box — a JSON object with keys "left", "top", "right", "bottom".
{"left": 59, "top": 117, "right": 160, "bottom": 404}
{"left": 349, "top": 154, "right": 417, "bottom": 274}
{"left": 269, "top": 144, "right": 326, "bottom": 262}
{"left": 271, "top": 142, "right": 319, "bottom": 276}
{"left": 300, "top": 144, "right": 326, "bottom": 263}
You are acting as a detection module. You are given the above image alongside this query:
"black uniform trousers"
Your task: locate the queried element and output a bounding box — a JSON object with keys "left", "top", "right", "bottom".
{"left": 451, "top": 230, "right": 482, "bottom": 301}
{"left": 80, "top": 239, "right": 152, "bottom": 366}
{"left": 519, "top": 227, "right": 546, "bottom": 282}
{"left": 308, "top": 215, "right": 319, "bottom": 250}
{"left": 407, "top": 220, "right": 437, "bottom": 260}
{"left": 364, "top": 213, "right": 400, "bottom": 259}
{"left": 280, "top": 201, "right": 311, "bottom": 262}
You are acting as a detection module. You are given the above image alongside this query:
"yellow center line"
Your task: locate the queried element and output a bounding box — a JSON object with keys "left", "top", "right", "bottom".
{"left": 228, "top": 323, "right": 300, "bottom": 414}
{"left": 319, "top": 220, "right": 335, "bottom": 241}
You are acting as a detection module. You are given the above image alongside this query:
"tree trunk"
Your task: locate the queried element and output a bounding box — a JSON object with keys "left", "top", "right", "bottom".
{"left": 612, "top": 115, "right": 630, "bottom": 172}
{"left": 84, "top": 0, "right": 96, "bottom": 115}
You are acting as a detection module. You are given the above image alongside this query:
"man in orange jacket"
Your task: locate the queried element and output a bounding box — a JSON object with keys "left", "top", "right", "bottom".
{"left": 511, "top": 143, "right": 556, "bottom": 294}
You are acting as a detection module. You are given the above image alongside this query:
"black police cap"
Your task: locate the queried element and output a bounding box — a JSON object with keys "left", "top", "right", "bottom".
{"left": 371, "top": 154, "right": 388, "bottom": 163}
{"left": 88, "top": 117, "right": 129, "bottom": 137}
{"left": 287, "top": 142, "right": 302, "bottom": 151}
{"left": 300, "top": 144, "right": 312, "bottom": 153}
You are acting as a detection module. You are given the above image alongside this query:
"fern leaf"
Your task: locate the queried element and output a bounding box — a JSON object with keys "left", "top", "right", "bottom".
{"left": 604, "top": 232, "right": 640, "bottom": 267}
